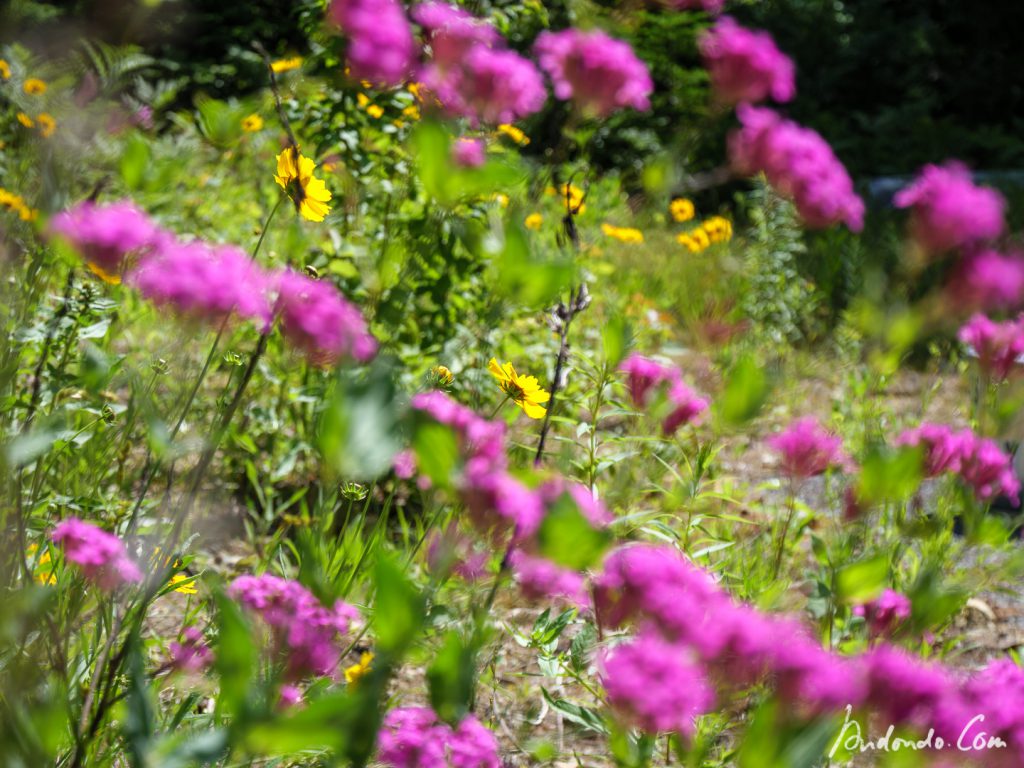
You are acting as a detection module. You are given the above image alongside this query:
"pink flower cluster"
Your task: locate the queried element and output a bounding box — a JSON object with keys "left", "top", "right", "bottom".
{"left": 49, "top": 200, "right": 161, "bottom": 279}
{"left": 228, "top": 574, "right": 360, "bottom": 681}
{"left": 327, "top": 0, "right": 416, "bottom": 86}
{"left": 415, "top": 2, "right": 545, "bottom": 126}
{"left": 729, "top": 105, "right": 864, "bottom": 231}
{"left": 534, "top": 28, "right": 653, "bottom": 117}
{"left": 947, "top": 249, "right": 1024, "bottom": 312}
{"left": 663, "top": 0, "right": 725, "bottom": 13}
{"left": 274, "top": 270, "right": 378, "bottom": 364}
{"left": 451, "top": 138, "right": 486, "bottom": 168}
{"left": 50, "top": 200, "right": 377, "bottom": 365}
{"left": 600, "top": 632, "right": 714, "bottom": 737}
{"left": 896, "top": 423, "right": 1020, "bottom": 504}
{"left": 169, "top": 627, "right": 212, "bottom": 673}
{"left": 958, "top": 313, "right": 1024, "bottom": 381}
{"left": 619, "top": 353, "right": 709, "bottom": 435}
{"left": 894, "top": 162, "right": 1006, "bottom": 255}
{"left": 593, "top": 542, "right": 1024, "bottom": 756}
{"left": 766, "top": 416, "right": 851, "bottom": 478}
{"left": 377, "top": 706, "right": 500, "bottom": 768}
{"left": 51, "top": 517, "right": 142, "bottom": 590}
{"left": 852, "top": 589, "right": 912, "bottom": 639}
{"left": 699, "top": 17, "right": 795, "bottom": 105}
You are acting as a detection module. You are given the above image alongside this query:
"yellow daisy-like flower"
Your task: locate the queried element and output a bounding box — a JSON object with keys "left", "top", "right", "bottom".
{"left": 493, "top": 193, "right": 509, "bottom": 208}
{"left": 488, "top": 358, "right": 550, "bottom": 419}
{"left": 26, "top": 544, "right": 56, "bottom": 585}
{"left": 241, "top": 114, "right": 264, "bottom": 132}
{"left": 36, "top": 112, "right": 55, "bottom": 138}
{"left": 408, "top": 82, "right": 423, "bottom": 100}
{"left": 432, "top": 365, "right": 454, "bottom": 386}
{"left": 345, "top": 651, "right": 374, "bottom": 685}
{"left": 524, "top": 213, "right": 543, "bottom": 231}
{"left": 0, "top": 59, "right": 10, "bottom": 80}
{"left": 496, "top": 123, "right": 529, "bottom": 146}
{"left": 23, "top": 78, "right": 46, "bottom": 95}
{"left": 702, "top": 215, "right": 733, "bottom": 243}
{"left": 601, "top": 223, "right": 644, "bottom": 244}
{"left": 669, "top": 197, "right": 695, "bottom": 223}
{"left": 366, "top": 104, "right": 384, "bottom": 119}
{"left": 16, "top": 112, "right": 33, "bottom": 128}
{"left": 274, "top": 147, "right": 333, "bottom": 222}
{"left": 270, "top": 56, "right": 303, "bottom": 74}
{"left": 169, "top": 573, "right": 198, "bottom": 595}
{"left": 402, "top": 104, "right": 421, "bottom": 120}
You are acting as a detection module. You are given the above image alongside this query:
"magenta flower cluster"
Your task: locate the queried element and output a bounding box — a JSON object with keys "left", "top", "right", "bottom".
{"left": 958, "top": 313, "right": 1024, "bottom": 381}
{"left": 766, "top": 416, "right": 851, "bottom": 478}
{"left": 50, "top": 200, "right": 161, "bottom": 278}
{"left": 415, "top": 3, "right": 545, "bottom": 126}
{"left": 328, "top": 0, "right": 416, "bottom": 86}
{"left": 377, "top": 706, "right": 500, "bottom": 768}
{"left": 50, "top": 517, "right": 142, "bottom": 591}
{"left": 699, "top": 17, "right": 795, "bottom": 105}
{"left": 451, "top": 137, "right": 486, "bottom": 168}
{"left": 852, "top": 588, "right": 912, "bottom": 639}
{"left": 228, "top": 574, "right": 360, "bottom": 681}
{"left": 896, "top": 422, "right": 1020, "bottom": 504}
{"left": 619, "top": 353, "right": 709, "bottom": 435}
{"left": 169, "top": 627, "right": 213, "bottom": 673}
{"left": 663, "top": 0, "right": 725, "bottom": 13}
{"left": 947, "top": 249, "right": 1024, "bottom": 312}
{"left": 51, "top": 200, "right": 376, "bottom": 365}
{"left": 593, "top": 542, "right": 1024, "bottom": 753}
{"left": 894, "top": 162, "right": 1006, "bottom": 255}
{"left": 729, "top": 105, "right": 864, "bottom": 231}
{"left": 534, "top": 28, "right": 653, "bottom": 117}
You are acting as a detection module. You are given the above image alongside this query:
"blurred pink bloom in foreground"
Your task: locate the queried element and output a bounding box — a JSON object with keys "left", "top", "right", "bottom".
{"left": 328, "top": 0, "right": 416, "bottom": 86}
{"left": 51, "top": 517, "right": 142, "bottom": 590}
{"left": 699, "top": 17, "right": 795, "bottom": 105}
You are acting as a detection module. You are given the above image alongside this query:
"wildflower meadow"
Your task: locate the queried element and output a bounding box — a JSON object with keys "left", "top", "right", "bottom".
{"left": 3, "top": 1, "right": 1024, "bottom": 766}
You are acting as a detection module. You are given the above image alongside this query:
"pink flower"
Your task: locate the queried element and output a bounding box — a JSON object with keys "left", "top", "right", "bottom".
{"left": 169, "top": 627, "right": 212, "bottom": 673}
{"left": 958, "top": 314, "right": 1024, "bottom": 381}
{"left": 51, "top": 517, "right": 142, "bottom": 590}
{"left": 462, "top": 463, "right": 544, "bottom": 542}
{"left": 946, "top": 250, "right": 1024, "bottom": 312}
{"left": 509, "top": 550, "right": 589, "bottom": 610}
{"left": 273, "top": 270, "right": 377, "bottom": 365}
{"left": 896, "top": 422, "right": 972, "bottom": 477}
{"left": 959, "top": 437, "right": 1020, "bottom": 504}
{"left": 49, "top": 200, "right": 161, "bottom": 279}
{"left": 411, "top": 391, "right": 507, "bottom": 469}
{"left": 662, "top": 379, "right": 709, "bottom": 435}
{"left": 278, "top": 684, "right": 304, "bottom": 709}
{"left": 426, "top": 525, "right": 489, "bottom": 582}
{"left": 600, "top": 632, "right": 714, "bottom": 737}
{"left": 853, "top": 589, "right": 912, "bottom": 638}
{"left": 451, "top": 137, "right": 485, "bottom": 168}
{"left": 377, "top": 707, "right": 499, "bottom": 768}
{"left": 699, "top": 17, "right": 795, "bottom": 104}
{"left": 729, "top": 105, "right": 864, "bottom": 231}
{"left": 894, "top": 162, "right": 1005, "bottom": 254}
{"left": 863, "top": 646, "right": 953, "bottom": 727}
{"left": 421, "top": 46, "right": 546, "bottom": 126}
{"left": 327, "top": 0, "right": 416, "bottom": 87}
{"left": 413, "top": 2, "right": 501, "bottom": 69}
{"left": 766, "top": 417, "right": 850, "bottom": 478}
{"left": 534, "top": 28, "right": 653, "bottom": 117}
{"left": 663, "top": 0, "right": 725, "bottom": 13}
{"left": 620, "top": 353, "right": 676, "bottom": 407}
{"left": 130, "top": 240, "right": 274, "bottom": 327}
{"left": 228, "top": 574, "right": 359, "bottom": 680}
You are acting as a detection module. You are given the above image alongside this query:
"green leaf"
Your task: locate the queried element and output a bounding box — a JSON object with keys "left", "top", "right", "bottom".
{"left": 318, "top": 357, "right": 405, "bottom": 482}
{"left": 120, "top": 132, "right": 151, "bottom": 190}
{"left": 602, "top": 315, "right": 631, "bottom": 368}
{"left": 836, "top": 555, "right": 888, "bottom": 604}
{"left": 856, "top": 446, "right": 923, "bottom": 505}
{"left": 213, "top": 590, "right": 258, "bottom": 722}
{"left": 373, "top": 555, "right": 425, "bottom": 656}
{"left": 717, "top": 355, "right": 769, "bottom": 426}
{"left": 427, "top": 631, "right": 477, "bottom": 724}
{"left": 244, "top": 690, "right": 353, "bottom": 756}
{"left": 412, "top": 421, "right": 459, "bottom": 490}
{"left": 492, "top": 218, "right": 574, "bottom": 309}
{"left": 536, "top": 492, "right": 611, "bottom": 571}
{"left": 541, "top": 688, "right": 607, "bottom": 735}
{"left": 123, "top": 632, "right": 155, "bottom": 768}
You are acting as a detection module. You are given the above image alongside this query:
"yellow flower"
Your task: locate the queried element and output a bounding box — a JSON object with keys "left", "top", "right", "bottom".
{"left": 274, "top": 147, "right": 333, "bottom": 222}
{"left": 402, "top": 104, "right": 421, "bottom": 120}
{"left": 26, "top": 544, "right": 56, "bottom": 585}
{"left": 488, "top": 358, "right": 550, "bottom": 419}
{"left": 23, "top": 78, "right": 46, "bottom": 95}
{"left": 547, "top": 182, "right": 586, "bottom": 213}
{"left": 86, "top": 262, "right": 122, "bottom": 284}
{"left": 601, "top": 223, "right": 644, "bottom": 244}
{"left": 0, "top": 187, "right": 36, "bottom": 221}
{"left": 356, "top": 93, "right": 369, "bottom": 108}
{"left": 702, "top": 215, "right": 733, "bottom": 243}
{"left": 496, "top": 123, "right": 529, "bottom": 146}
{"left": 524, "top": 213, "right": 543, "bottom": 231}
{"left": 345, "top": 651, "right": 374, "bottom": 685}
{"left": 408, "top": 82, "right": 423, "bottom": 100}
{"left": 493, "top": 193, "right": 509, "bottom": 208}
{"left": 432, "top": 365, "right": 454, "bottom": 386}
{"left": 366, "top": 104, "right": 384, "bottom": 119}
{"left": 271, "top": 57, "right": 303, "bottom": 74}
{"left": 241, "top": 114, "right": 264, "bottom": 132}
{"left": 691, "top": 227, "right": 710, "bottom": 250}
{"left": 169, "top": 573, "right": 198, "bottom": 595}
{"left": 670, "top": 198, "right": 695, "bottom": 223}
{"left": 36, "top": 112, "right": 55, "bottom": 138}
{"left": 0, "top": 59, "right": 10, "bottom": 80}
{"left": 16, "top": 112, "right": 33, "bottom": 128}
